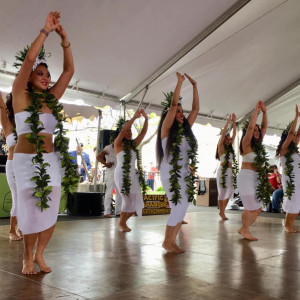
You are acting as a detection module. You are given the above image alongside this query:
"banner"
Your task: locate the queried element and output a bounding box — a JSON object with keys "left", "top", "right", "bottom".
{"left": 142, "top": 194, "right": 171, "bottom": 215}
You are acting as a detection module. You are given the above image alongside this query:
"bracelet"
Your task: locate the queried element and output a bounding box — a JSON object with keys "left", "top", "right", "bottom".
{"left": 60, "top": 41, "right": 71, "bottom": 48}
{"left": 40, "top": 29, "right": 49, "bottom": 37}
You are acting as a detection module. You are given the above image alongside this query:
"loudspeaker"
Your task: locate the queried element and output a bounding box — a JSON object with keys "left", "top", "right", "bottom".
{"left": 67, "top": 192, "right": 103, "bottom": 216}
{"left": 99, "top": 130, "right": 115, "bottom": 151}
{"left": 196, "top": 178, "right": 218, "bottom": 206}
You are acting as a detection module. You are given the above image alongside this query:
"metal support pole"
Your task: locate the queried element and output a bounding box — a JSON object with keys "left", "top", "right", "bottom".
{"left": 94, "top": 109, "right": 102, "bottom": 191}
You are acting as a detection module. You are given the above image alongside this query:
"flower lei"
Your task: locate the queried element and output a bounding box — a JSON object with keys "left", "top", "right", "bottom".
{"left": 26, "top": 90, "right": 79, "bottom": 211}
{"left": 252, "top": 141, "right": 272, "bottom": 204}
{"left": 121, "top": 139, "right": 147, "bottom": 196}
{"left": 169, "top": 122, "right": 198, "bottom": 205}
{"left": 283, "top": 143, "right": 299, "bottom": 200}
{"left": 220, "top": 145, "right": 238, "bottom": 189}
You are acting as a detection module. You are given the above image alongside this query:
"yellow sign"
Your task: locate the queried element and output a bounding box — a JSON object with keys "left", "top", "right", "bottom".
{"left": 142, "top": 194, "right": 171, "bottom": 215}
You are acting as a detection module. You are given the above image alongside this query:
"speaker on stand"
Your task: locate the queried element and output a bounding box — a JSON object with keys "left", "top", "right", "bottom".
{"left": 99, "top": 130, "right": 115, "bottom": 151}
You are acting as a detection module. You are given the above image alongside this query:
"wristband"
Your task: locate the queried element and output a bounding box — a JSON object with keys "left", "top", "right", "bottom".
{"left": 40, "top": 29, "right": 49, "bottom": 37}
{"left": 60, "top": 41, "right": 71, "bottom": 48}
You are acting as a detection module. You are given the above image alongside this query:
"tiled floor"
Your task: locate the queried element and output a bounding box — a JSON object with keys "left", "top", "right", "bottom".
{"left": 0, "top": 206, "right": 299, "bottom": 299}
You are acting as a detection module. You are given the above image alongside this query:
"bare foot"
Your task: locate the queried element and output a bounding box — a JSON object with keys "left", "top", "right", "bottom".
{"left": 118, "top": 223, "right": 131, "bottom": 232}
{"left": 104, "top": 214, "right": 112, "bottom": 218}
{"left": 34, "top": 254, "right": 52, "bottom": 273}
{"left": 22, "top": 256, "right": 37, "bottom": 275}
{"left": 238, "top": 227, "right": 258, "bottom": 241}
{"left": 219, "top": 213, "right": 228, "bottom": 221}
{"left": 182, "top": 220, "right": 188, "bottom": 224}
{"left": 162, "top": 241, "right": 179, "bottom": 253}
{"left": 16, "top": 228, "right": 23, "bottom": 239}
{"left": 173, "top": 243, "right": 185, "bottom": 253}
{"left": 284, "top": 226, "right": 297, "bottom": 233}
{"left": 9, "top": 232, "right": 22, "bottom": 241}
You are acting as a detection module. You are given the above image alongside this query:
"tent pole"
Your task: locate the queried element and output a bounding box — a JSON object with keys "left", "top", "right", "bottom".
{"left": 94, "top": 109, "right": 102, "bottom": 192}
{"left": 137, "top": 85, "right": 149, "bottom": 110}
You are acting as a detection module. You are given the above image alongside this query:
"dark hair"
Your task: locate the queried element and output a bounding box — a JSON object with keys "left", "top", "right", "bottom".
{"left": 5, "top": 93, "right": 15, "bottom": 128}
{"left": 215, "top": 134, "right": 231, "bottom": 160}
{"left": 156, "top": 106, "right": 196, "bottom": 169}
{"left": 239, "top": 124, "right": 262, "bottom": 155}
{"left": 276, "top": 131, "right": 297, "bottom": 157}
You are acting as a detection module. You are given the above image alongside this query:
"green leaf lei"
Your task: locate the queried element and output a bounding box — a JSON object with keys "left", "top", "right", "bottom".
{"left": 220, "top": 145, "right": 238, "bottom": 189}
{"left": 25, "top": 89, "right": 79, "bottom": 211}
{"left": 283, "top": 144, "right": 299, "bottom": 200}
{"left": 169, "top": 123, "right": 199, "bottom": 205}
{"left": 252, "top": 142, "right": 272, "bottom": 204}
{"left": 121, "top": 139, "right": 147, "bottom": 196}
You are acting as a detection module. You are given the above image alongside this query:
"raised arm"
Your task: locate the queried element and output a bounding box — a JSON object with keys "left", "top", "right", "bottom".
{"left": 218, "top": 115, "right": 231, "bottom": 150}
{"left": 114, "top": 109, "right": 142, "bottom": 149}
{"left": 0, "top": 94, "right": 9, "bottom": 136}
{"left": 260, "top": 102, "right": 268, "bottom": 139}
{"left": 242, "top": 101, "right": 260, "bottom": 148}
{"left": 13, "top": 12, "right": 61, "bottom": 94}
{"left": 281, "top": 105, "right": 299, "bottom": 154}
{"left": 231, "top": 113, "right": 236, "bottom": 142}
{"left": 49, "top": 24, "right": 74, "bottom": 100}
{"left": 185, "top": 73, "right": 199, "bottom": 127}
{"left": 133, "top": 109, "right": 148, "bottom": 146}
{"left": 161, "top": 72, "right": 185, "bottom": 138}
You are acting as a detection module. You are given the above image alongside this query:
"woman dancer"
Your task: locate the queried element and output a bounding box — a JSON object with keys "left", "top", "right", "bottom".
{"left": 0, "top": 93, "right": 22, "bottom": 241}
{"left": 216, "top": 113, "right": 237, "bottom": 220}
{"left": 276, "top": 105, "right": 300, "bottom": 232}
{"left": 238, "top": 100, "right": 269, "bottom": 241}
{"left": 12, "top": 12, "right": 74, "bottom": 274}
{"left": 114, "top": 109, "right": 148, "bottom": 232}
{"left": 156, "top": 72, "right": 199, "bottom": 253}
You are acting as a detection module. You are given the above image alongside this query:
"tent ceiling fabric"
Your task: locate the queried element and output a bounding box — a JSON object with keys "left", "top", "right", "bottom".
{"left": 0, "top": 0, "right": 299, "bottom": 131}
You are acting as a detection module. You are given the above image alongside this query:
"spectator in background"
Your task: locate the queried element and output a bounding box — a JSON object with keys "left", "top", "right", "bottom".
{"left": 69, "top": 143, "right": 91, "bottom": 181}
{"left": 268, "top": 165, "right": 283, "bottom": 213}
{"left": 147, "top": 162, "right": 157, "bottom": 190}
{"left": 0, "top": 129, "right": 7, "bottom": 155}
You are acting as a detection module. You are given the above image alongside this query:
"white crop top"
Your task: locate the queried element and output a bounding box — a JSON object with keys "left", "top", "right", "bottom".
{"left": 6, "top": 133, "right": 17, "bottom": 148}
{"left": 15, "top": 111, "right": 57, "bottom": 135}
{"left": 242, "top": 152, "right": 256, "bottom": 163}
{"left": 219, "top": 153, "right": 233, "bottom": 163}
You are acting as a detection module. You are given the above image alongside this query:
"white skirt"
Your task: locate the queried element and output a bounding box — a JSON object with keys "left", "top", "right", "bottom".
{"left": 6, "top": 159, "right": 17, "bottom": 217}
{"left": 237, "top": 169, "right": 262, "bottom": 211}
{"left": 216, "top": 166, "right": 234, "bottom": 201}
{"left": 13, "top": 152, "right": 61, "bottom": 234}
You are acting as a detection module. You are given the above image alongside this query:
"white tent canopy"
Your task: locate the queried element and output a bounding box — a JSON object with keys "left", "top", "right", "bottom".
{"left": 0, "top": 0, "right": 299, "bottom": 132}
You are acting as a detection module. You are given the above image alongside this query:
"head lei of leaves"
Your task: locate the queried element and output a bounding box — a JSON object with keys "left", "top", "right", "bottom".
{"left": 13, "top": 45, "right": 50, "bottom": 70}
{"left": 161, "top": 92, "right": 182, "bottom": 114}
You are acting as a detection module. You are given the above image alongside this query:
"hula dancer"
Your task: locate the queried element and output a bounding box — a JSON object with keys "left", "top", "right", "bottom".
{"left": 12, "top": 12, "right": 76, "bottom": 274}
{"left": 276, "top": 105, "right": 300, "bottom": 232}
{"left": 237, "top": 100, "right": 271, "bottom": 241}
{"left": 114, "top": 109, "right": 148, "bottom": 232}
{"left": 156, "top": 72, "right": 199, "bottom": 253}
{"left": 216, "top": 113, "right": 238, "bottom": 220}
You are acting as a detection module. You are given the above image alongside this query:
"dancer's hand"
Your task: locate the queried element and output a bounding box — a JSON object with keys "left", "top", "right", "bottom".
{"left": 44, "top": 11, "right": 61, "bottom": 33}
{"left": 296, "top": 104, "right": 299, "bottom": 116}
{"left": 184, "top": 73, "right": 197, "bottom": 86}
{"left": 55, "top": 24, "right": 67, "bottom": 40}
{"left": 176, "top": 72, "right": 185, "bottom": 83}
{"left": 255, "top": 101, "right": 261, "bottom": 112}
{"left": 260, "top": 101, "right": 267, "bottom": 113}
{"left": 133, "top": 109, "right": 142, "bottom": 120}
{"left": 140, "top": 108, "right": 148, "bottom": 120}
{"left": 232, "top": 113, "right": 236, "bottom": 122}
{"left": 226, "top": 114, "right": 232, "bottom": 123}
{"left": 106, "top": 162, "right": 114, "bottom": 168}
